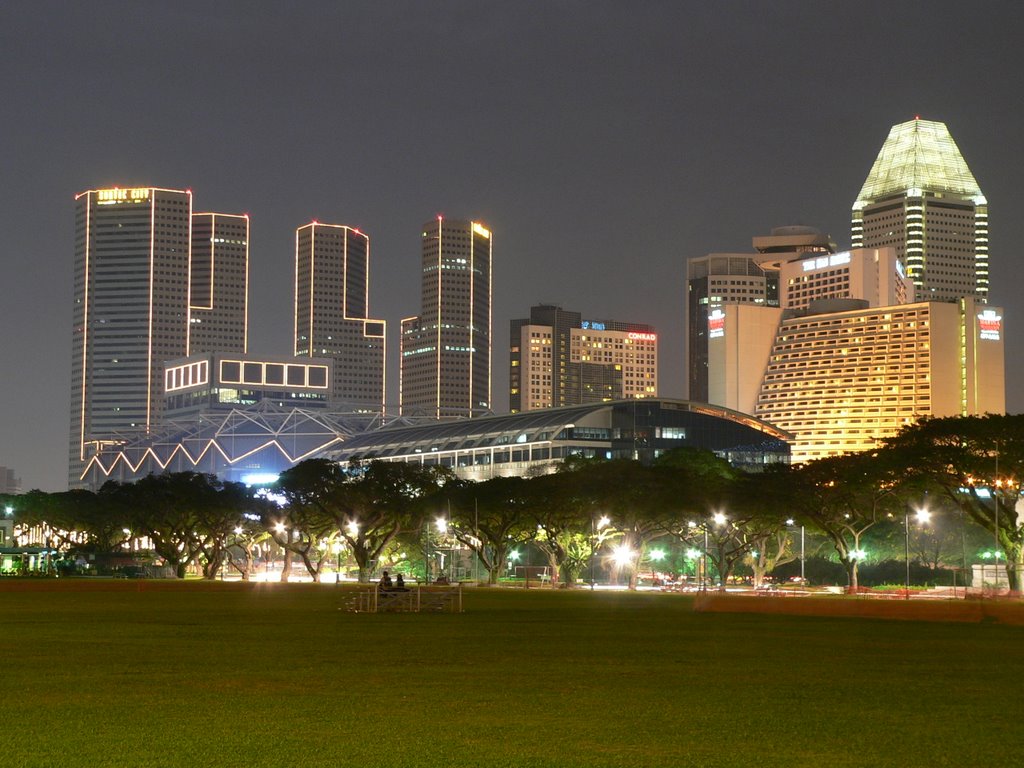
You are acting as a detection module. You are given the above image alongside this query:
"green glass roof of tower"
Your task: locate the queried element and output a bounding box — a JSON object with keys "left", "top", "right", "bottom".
{"left": 854, "top": 118, "right": 984, "bottom": 207}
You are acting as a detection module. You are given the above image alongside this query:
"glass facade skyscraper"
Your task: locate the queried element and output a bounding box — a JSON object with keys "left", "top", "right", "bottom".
{"left": 401, "top": 217, "right": 492, "bottom": 419}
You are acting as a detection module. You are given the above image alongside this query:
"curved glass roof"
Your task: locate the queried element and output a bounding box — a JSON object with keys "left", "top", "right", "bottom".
{"left": 325, "top": 399, "right": 791, "bottom": 460}
{"left": 854, "top": 118, "right": 983, "bottom": 204}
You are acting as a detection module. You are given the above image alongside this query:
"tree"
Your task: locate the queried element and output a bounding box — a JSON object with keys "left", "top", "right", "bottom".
{"left": 882, "top": 414, "right": 1024, "bottom": 591}
{"left": 528, "top": 470, "right": 603, "bottom": 588}
{"left": 112, "top": 473, "right": 223, "bottom": 578}
{"left": 277, "top": 459, "right": 451, "bottom": 583}
{"left": 446, "top": 475, "right": 537, "bottom": 585}
{"left": 791, "top": 453, "right": 904, "bottom": 592}
{"left": 566, "top": 459, "right": 683, "bottom": 590}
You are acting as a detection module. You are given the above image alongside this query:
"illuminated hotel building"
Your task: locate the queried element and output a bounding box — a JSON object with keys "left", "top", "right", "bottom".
{"left": 294, "top": 222, "right": 386, "bottom": 414}
{"left": 707, "top": 244, "right": 1004, "bottom": 462}
{"left": 754, "top": 298, "right": 1004, "bottom": 463}
{"left": 852, "top": 118, "right": 988, "bottom": 303}
{"left": 188, "top": 213, "right": 249, "bottom": 354}
{"left": 401, "top": 218, "right": 492, "bottom": 419}
{"left": 687, "top": 226, "right": 833, "bottom": 402}
{"left": 510, "top": 305, "right": 657, "bottom": 413}
{"left": 70, "top": 187, "right": 193, "bottom": 485}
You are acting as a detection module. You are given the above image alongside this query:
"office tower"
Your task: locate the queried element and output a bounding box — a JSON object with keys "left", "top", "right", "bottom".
{"left": 0, "top": 467, "right": 21, "bottom": 495}
{"left": 510, "top": 305, "right": 657, "bottom": 413}
{"left": 401, "top": 217, "right": 492, "bottom": 418}
{"left": 686, "top": 227, "right": 833, "bottom": 402}
{"left": 188, "top": 213, "right": 249, "bottom": 354}
{"left": 754, "top": 298, "right": 1004, "bottom": 463}
{"left": 70, "top": 187, "right": 192, "bottom": 485}
{"left": 852, "top": 117, "right": 988, "bottom": 303}
{"left": 294, "top": 222, "right": 386, "bottom": 413}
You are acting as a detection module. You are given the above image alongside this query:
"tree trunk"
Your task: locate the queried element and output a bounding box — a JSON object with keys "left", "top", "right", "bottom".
{"left": 280, "top": 549, "right": 293, "bottom": 582}
{"left": 846, "top": 560, "right": 859, "bottom": 593}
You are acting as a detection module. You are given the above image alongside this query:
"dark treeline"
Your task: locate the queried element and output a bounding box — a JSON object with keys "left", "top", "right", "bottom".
{"left": 4, "top": 415, "right": 1022, "bottom": 590}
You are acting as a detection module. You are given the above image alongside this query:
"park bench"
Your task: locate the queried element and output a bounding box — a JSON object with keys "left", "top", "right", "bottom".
{"left": 345, "top": 584, "right": 463, "bottom": 614}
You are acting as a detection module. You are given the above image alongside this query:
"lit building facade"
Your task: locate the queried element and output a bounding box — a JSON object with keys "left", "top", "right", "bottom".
{"left": 188, "top": 213, "right": 249, "bottom": 354}
{"left": 401, "top": 217, "right": 492, "bottom": 419}
{"left": 70, "top": 187, "right": 193, "bottom": 486}
{"left": 852, "top": 117, "right": 988, "bottom": 303}
{"left": 294, "top": 222, "right": 386, "bottom": 414}
{"left": 754, "top": 298, "right": 1004, "bottom": 463}
{"left": 510, "top": 305, "right": 657, "bottom": 413}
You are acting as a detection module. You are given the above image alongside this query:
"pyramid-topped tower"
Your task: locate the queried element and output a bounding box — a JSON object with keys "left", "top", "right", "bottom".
{"left": 852, "top": 118, "right": 988, "bottom": 302}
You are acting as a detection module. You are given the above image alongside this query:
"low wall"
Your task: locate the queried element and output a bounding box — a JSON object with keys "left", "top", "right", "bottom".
{"left": 693, "top": 593, "right": 1024, "bottom": 626}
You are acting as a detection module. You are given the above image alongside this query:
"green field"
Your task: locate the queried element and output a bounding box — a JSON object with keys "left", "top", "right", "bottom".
{"left": 2, "top": 582, "right": 1021, "bottom": 768}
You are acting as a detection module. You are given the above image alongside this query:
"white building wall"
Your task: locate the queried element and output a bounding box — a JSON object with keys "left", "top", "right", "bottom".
{"left": 708, "top": 304, "right": 783, "bottom": 415}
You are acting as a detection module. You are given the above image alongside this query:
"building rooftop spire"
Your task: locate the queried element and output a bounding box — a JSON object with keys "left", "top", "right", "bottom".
{"left": 854, "top": 118, "right": 983, "bottom": 205}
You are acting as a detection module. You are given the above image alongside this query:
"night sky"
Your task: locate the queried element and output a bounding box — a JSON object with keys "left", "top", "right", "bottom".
{"left": 3, "top": 1, "right": 1023, "bottom": 491}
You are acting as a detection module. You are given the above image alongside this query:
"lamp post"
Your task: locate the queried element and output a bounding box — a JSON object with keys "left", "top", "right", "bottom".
{"left": 591, "top": 516, "right": 609, "bottom": 590}
{"left": 905, "top": 507, "right": 931, "bottom": 600}
{"left": 786, "top": 519, "right": 805, "bottom": 584}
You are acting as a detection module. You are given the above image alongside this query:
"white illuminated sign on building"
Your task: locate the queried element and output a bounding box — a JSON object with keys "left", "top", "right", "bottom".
{"left": 978, "top": 310, "right": 1002, "bottom": 341}
{"left": 708, "top": 309, "right": 725, "bottom": 338}
{"left": 802, "top": 252, "right": 851, "bottom": 272}
{"left": 627, "top": 332, "right": 657, "bottom": 341}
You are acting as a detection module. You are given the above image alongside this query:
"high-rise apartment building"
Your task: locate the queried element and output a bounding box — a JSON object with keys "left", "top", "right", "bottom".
{"left": 687, "top": 227, "right": 833, "bottom": 402}
{"left": 294, "top": 222, "right": 386, "bottom": 413}
{"left": 188, "top": 213, "right": 249, "bottom": 354}
{"left": 852, "top": 117, "right": 988, "bottom": 303}
{"left": 510, "top": 305, "right": 657, "bottom": 413}
{"left": 401, "top": 217, "right": 492, "bottom": 419}
{"left": 70, "top": 187, "right": 193, "bottom": 485}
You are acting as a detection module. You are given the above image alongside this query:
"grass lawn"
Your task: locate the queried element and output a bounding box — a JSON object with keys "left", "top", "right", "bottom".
{"left": 2, "top": 582, "right": 1021, "bottom": 768}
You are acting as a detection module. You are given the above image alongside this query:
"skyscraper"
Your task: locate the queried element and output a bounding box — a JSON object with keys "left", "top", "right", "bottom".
{"left": 401, "top": 217, "right": 492, "bottom": 419}
{"left": 188, "top": 212, "right": 249, "bottom": 354}
{"left": 294, "top": 222, "right": 386, "bottom": 413}
{"left": 686, "top": 227, "right": 833, "bottom": 402}
{"left": 70, "top": 187, "right": 193, "bottom": 485}
{"left": 510, "top": 305, "right": 657, "bottom": 413}
{"left": 852, "top": 117, "right": 988, "bottom": 303}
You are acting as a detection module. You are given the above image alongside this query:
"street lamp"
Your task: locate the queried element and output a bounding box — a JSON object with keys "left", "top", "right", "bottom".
{"left": 590, "top": 515, "right": 609, "bottom": 590}
{"left": 905, "top": 507, "right": 931, "bottom": 600}
{"left": 786, "top": 519, "right": 805, "bottom": 584}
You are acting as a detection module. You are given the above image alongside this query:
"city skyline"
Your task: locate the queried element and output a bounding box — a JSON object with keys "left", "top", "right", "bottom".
{"left": 3, "top": 2, "right": 1023, "bottom": 491}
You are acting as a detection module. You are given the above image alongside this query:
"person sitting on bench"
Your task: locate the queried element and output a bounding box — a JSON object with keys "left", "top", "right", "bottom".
{"left": 378, "top": 571, "right": 393, "bottom": 590}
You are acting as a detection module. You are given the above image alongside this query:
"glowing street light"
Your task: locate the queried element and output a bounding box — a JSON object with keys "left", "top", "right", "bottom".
{"left": 435, "top": 516, "right": 448, "bottom": 534}
{"left": 611, "top": 544, "right": 636, "bottom": 568}
{"left": 905, "top": 506, "right": 930, "bottom": 599}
